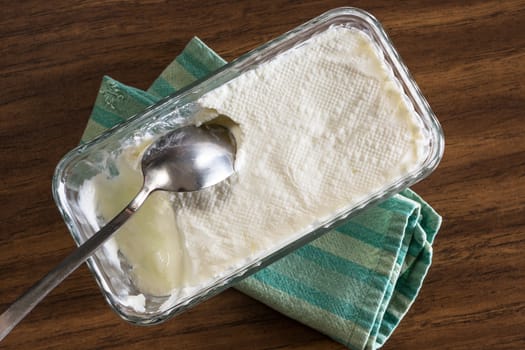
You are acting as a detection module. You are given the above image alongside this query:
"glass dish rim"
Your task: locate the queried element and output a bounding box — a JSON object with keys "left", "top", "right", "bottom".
{"left": 52, "top": 6, "right": 444, "bottom": 325}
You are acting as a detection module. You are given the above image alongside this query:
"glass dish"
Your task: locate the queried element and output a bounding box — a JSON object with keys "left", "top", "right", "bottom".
{"left": 52, "top": 7, "right": 444, "bottom": 325}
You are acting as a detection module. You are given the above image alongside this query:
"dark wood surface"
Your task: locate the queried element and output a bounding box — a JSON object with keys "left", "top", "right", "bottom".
{"left": 1, "top": 1, "right": 524, "bottom": 349}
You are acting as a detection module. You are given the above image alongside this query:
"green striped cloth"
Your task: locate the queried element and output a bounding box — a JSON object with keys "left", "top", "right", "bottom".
{"left": 82, "top": 38, "right": 441, "bottom": 350}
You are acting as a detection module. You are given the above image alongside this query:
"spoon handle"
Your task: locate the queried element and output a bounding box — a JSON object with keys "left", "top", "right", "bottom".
{"left": 0, "top": 186, "right": 152, "bottom": 342}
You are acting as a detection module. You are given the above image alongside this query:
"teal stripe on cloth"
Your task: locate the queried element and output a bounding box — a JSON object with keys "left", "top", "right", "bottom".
{"left": 82, "top": 37, "right": 442, "bottom": 350}
{"left": 148, "top": 76, "right": 177, "bottom": 98}
{"left": 294, "top": 245, "right": 391, "bottom": 282}
{"left": 176, "top": 48, "right": 217, "bottom": 80}
{"left": 336, "top": 221, "right": 401, "bottom": 251}
{"left": 147, "top": 38, "right": 225, "bottom": 98}
{"left": 252, "top": 267, "right": 378, "bottom": 328}
{"left": 90, "top": 105, "right": 125, "bottom": 129}
{"left": 182, "top": 36, "right": 227, "bottom": 70}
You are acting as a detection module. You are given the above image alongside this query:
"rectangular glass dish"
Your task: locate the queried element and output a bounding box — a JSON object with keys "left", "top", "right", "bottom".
{"left": 52, "top": 7, "right": 444, "bottom": 325}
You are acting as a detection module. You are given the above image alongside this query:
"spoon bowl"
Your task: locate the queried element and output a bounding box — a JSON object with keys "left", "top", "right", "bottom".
{"left": 142, "top": 124, "right": 236, "bottom": 192}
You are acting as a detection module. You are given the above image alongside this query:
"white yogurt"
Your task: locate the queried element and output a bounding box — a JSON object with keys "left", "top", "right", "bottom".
{"left": 79, "top": 26, "right": 429, "bottom": 309}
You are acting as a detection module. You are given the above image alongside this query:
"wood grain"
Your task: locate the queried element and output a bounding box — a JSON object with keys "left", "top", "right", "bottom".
{"left": 1, "top": 1, "right": 524, "bottom": 349}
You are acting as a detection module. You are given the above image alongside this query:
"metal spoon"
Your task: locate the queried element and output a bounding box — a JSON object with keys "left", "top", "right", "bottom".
{"left": 0, "top": 124, "right": 237, "bottom": 341}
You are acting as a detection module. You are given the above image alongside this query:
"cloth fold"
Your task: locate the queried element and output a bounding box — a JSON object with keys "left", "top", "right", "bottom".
{"left": 81, "top": 37, "right": 441, "bottom": 350}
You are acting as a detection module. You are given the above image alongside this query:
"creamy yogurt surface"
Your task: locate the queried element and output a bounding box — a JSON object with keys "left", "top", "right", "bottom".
{"left": 79, "top": 26, "right": 429, "bottom": 309}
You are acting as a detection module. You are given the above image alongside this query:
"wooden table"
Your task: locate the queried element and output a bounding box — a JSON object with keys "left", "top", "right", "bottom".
{"left": 1, "top": 1, "right": 524, "bottom": 349}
